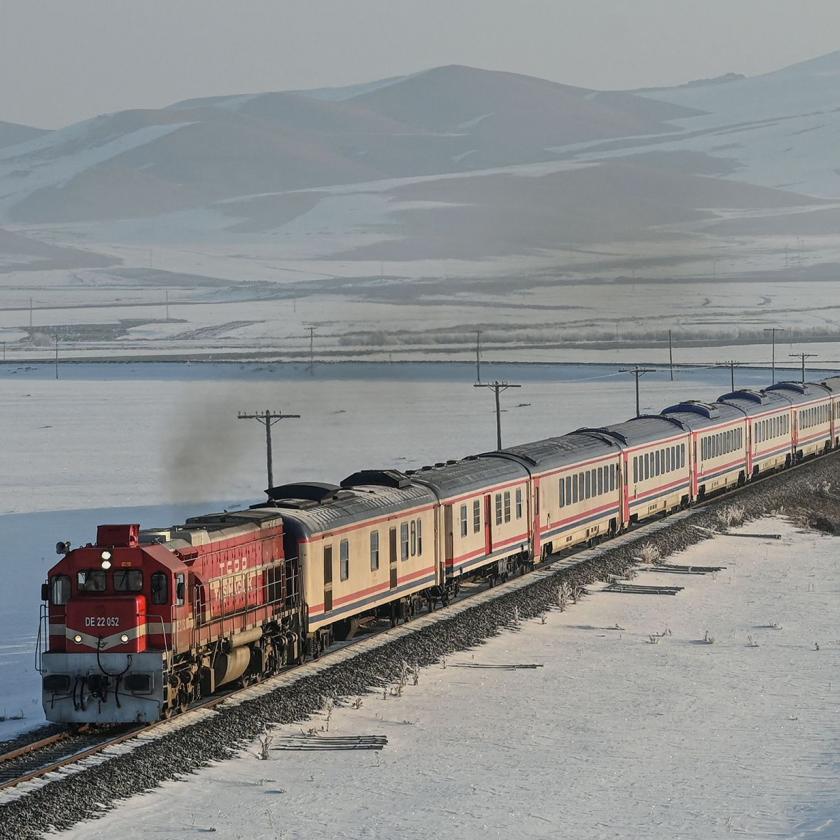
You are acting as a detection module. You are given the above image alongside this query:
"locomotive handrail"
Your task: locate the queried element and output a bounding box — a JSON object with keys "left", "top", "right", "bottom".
{"left": 34, "top": 603, "right": 48, "bottom": 674}
{"left": 146, "top": 613, "right": 170, "bottom": 658}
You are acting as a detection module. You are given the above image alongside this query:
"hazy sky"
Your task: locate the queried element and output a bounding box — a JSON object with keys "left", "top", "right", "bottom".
{"left": 2, "top": 0, "right": 839, "bottom": 128}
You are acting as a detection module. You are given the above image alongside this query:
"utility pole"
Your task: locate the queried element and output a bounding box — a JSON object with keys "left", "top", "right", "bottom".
{"left": 304, "top": 325, "right": 316, "bottom": 375}
{"left": 620, "top": 366, "right": 656, "bottom": 417}
{"left": 475, "top": 329, "right": 482, "bottom": 383}
{"left": 717, "top": 360, "right": 743, "bottom": 393}
{"left": 789, "top": 352, "right": 817, "bottom": 383}
{"left": 763, "top": 327, "right": 784, "bottom": 384}
{"left": 237, "top": 409, "right": 301, "bottom": 490}
{"left": 473, "top": 381, "right": 521, "bottom": 451}
{"left": 668, "top": 329, "right": 674, "bottom": 381}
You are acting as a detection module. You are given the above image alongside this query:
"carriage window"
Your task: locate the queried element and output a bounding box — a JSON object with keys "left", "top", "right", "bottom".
{"left": 77, "top": 569, "right": 106, "bottom": 593}
{"left": 584, "top": 471, "right": 591, "bottom": 499}
{"left": 503, "top": 491, "right": 511, "bottom": 522}
{"left": 559, "top": 479, "right": 565, "bottom": 507}
{"left": 401, "top": 523, "right": 409, "bottom": 560}
{"left": 473, "top": 500, "right": 481, "bottom": 531}
{"left": 113, "top": 569, "right": 143, "bottom": 593}
{"left": 51, "top": 575, "right": 71, "bottom": 605}
{"left": 611, "top": 465, "right": 616, "bottom": 491}
{"left": 515, "top": 488, "right": 523, "bottom": 519}
{"left": 566, "top": 476, "right": 572, "bottom": 504}
{"left": 632, "top": 457, "right": 637, "bottom": 483}
{"left": 151, "top": 572, "right": 168, "bottom": 605}
{"left": 654, "top": 450, "right": 660, "bottom": 476}
{"left": 572, "top": 475, "right": 579, "bottom": 503}
{"left": 495, "top": 494, "right": 503, "bottom": 525}
{"left": 460, "top": 505, "right": 468, "bottom": 537}
{"left": 370, "top": 530, "right": 380, "bottom": 571}
{"left": 416, "top": 519, "right": 423, "bottom": 554}
{"left": 340, "top": 539, "right": 350, "bottom": 581}
{"left": 410, "top": 520, "right": 417, "bottom": 555}
{"left": 597, "top": 468, "right": 604, "bottom": 495}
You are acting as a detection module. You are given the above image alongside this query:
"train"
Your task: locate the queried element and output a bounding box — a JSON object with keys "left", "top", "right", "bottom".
{"left": 38, "top": 375, "right": 840, "bottom": 724}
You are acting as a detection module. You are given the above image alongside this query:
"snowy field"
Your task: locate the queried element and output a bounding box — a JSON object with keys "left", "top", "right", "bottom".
{"left": 50, "top": 518, "right": 840, "bottom": 840}
{"left": 0, "top": 361, "right": 780, "bottom": 738}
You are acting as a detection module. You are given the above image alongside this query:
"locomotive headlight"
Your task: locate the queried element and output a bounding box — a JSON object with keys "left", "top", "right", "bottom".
{"left": 120, "top": 634, "right": 129, "bottom": 644}
{"left": 100, "top": 550, "right": 112, "bottom": 569}
{"left": 73, "top": 634, "right": 83, "bottom": 644}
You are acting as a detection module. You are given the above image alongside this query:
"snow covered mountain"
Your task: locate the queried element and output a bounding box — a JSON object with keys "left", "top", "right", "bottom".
{"left": 0, "top": 65, "right": 696, "bottom": 224}
{"left": 613, "top": 50, "right": 840, "bottom": 197}
{"left": 0, "top": 55, "right": 837, "bottom": 261}
{"left": 0, "top": 120, "right": 48, "bottom": 150}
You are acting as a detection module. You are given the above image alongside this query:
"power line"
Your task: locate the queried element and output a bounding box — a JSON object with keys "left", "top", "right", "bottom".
{"left": 716, "top": 360, "right": 745, "bottom": 393}
{"left": 619, "top": 366, "right": 656, "bottom": 417}
{"left": 668, "top": 329, "right": 674, "bottom": 382}
{"left": 763, "top": 327, "right": 785, "bottom": 384}
{"left": 473, "top": 380, "right": 521, "bottom": 451}
{"left": 304, "top": 325, "right": 316, "bottom": 375}
{"left": 789, "top": 352, "right": 818, "bottom": 384}
{"left": 237, "top": 409, "right": 301, "bottom": 490}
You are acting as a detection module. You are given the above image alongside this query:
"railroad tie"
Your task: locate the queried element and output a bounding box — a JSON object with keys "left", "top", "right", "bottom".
{"left": 272, "top": 735, "right": 387, "bottom": 751}
{"left": 603, "top": 583, "right": 684, "bottom": 595}
{"left": 650, "top": 564, "right": 726, "bottom": 575}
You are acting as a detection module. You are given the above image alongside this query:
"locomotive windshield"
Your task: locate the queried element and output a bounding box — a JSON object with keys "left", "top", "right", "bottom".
{"left": 76, "top": 569, "right": 106, "bottom": 592}
{"left": 113, "top": 569, "right": 143, "bottom": 592}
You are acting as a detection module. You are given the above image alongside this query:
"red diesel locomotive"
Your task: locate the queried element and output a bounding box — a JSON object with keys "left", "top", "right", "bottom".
{"left": 40, "top": 514, "right": 303, "bottom": 723}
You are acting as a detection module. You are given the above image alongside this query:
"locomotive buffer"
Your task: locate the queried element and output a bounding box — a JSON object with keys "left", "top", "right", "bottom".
{"left": 238, "top": 409, "right": 301, "bottom": 489}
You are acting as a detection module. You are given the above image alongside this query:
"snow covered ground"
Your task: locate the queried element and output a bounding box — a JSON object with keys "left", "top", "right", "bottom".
{"left": 50, "top": 517, "right": 840, "bottom": 839}
{"left": 0, "top": 361, "right": 771, "bottom": 739}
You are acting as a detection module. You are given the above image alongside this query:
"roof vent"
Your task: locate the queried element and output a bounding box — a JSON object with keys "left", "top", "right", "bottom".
{"left": 767, "top": 381, "right": 807, "bottom": 395}
{"left": 266, "top": 482, "right": 339, "bottom": 503}
{"left": 340, "top": 469, "right": 411, "bottom": 490}
{"left": 719, "top": 389, "right": 765, "bottom": 405}
{"left": 662, "top": 401, "right": 720, "bottom": 420}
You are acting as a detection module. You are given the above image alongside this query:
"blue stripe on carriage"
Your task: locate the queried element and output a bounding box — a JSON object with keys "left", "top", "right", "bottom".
{"left": 310, "top": 573, "right": 438, "bottom": 623}
{"left": 629, "top": 482, "right": 690, "bottom": 509}
{"left": 754, "top": 444, "right": 790, "bottom": 460}
{"left": 698, "top": 463, "right": 746, "bottom": 483}
{"left": 449, "top": 543, "right": 529, "bottom": 575}
{"left": 541, "top": 507, "right": 621, "bottom": 542}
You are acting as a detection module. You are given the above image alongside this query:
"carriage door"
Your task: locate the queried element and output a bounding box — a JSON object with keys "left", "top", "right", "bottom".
{"left": 389, "top": 527, "right": 398, "bottom": 589}
{"left": 323, "top": 545, "right": 333, "bottom": 613}
{"left": 484, "top": 494, "right": 492, "bottom": 555}
{"left": 531, "top": 485, "right": 540, "bottom": 560}
{"left": 444, "top": 505, "right": 454, "bottom": 572}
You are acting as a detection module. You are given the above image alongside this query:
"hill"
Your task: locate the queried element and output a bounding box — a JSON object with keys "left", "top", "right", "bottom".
{"left": 0, "top": 66, "right": 696, "bottom": 224}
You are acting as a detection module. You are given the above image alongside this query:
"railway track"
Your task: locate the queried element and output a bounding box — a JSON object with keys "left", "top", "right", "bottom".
{"left": 2, "top": 449, "right": 836, "bottom": 797}
{"left": 0, "top": 728, "right": 141, "bottom": 792}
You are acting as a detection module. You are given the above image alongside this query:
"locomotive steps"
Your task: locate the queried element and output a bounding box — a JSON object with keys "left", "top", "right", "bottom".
{"left": 2, "top": 451, "right": 840, "bottom": 839}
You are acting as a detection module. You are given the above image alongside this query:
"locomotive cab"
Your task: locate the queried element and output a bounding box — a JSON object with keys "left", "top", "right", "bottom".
{"left": 40, "top": 524, "right": 186, "bottom": 724}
